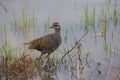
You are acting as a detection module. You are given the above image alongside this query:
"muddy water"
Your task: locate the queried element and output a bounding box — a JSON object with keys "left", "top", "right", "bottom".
{"left": 0, "top": 0, "right": 120, "bottom": 80}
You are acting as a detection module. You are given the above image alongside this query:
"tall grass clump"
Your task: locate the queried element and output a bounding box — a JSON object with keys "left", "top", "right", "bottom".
{"left": 3, "top": 23, "right": 7, "bottom": 46}
{"left": 0, "top": 23, "right": 14, "bottom": 62}
{"left": 113, "top": 7, "right": 118, "bottom": 26}
{"left": 0, "top": 22, "right": 37, "bottom": 80}
{"left": 84, "top": 4, "right": 90, "bottom": 30}
{"left": 11, "top": 10, "right": 37, "bottom": 39}
{"left": 81, "top": 5, "right": 96, "bottom": 31}
{"left": 43, "top": 16, "right": 50, "bottom": 34}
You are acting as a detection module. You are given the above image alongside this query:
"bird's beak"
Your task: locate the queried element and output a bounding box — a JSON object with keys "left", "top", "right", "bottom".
{"left": 49, "top": 26, "right": 54, "bottom": 29}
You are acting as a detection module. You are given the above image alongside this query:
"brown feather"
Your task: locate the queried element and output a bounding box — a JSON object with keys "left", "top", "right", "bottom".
{"left": 23, "top": 22, "right": 62, "bottom": 56}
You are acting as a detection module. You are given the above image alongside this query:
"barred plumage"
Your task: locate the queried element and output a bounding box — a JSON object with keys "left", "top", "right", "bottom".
{"left": 24, "top": 22, "right": 62, "bottom": 57}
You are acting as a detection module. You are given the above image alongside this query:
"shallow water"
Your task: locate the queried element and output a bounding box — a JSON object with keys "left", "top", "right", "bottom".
{"left": 0, "top": 0, "right": 120, "bottom": 80}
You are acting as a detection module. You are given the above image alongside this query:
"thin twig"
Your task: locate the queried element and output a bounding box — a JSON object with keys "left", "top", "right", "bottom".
{"left": 60, "top": 30, "right": 89, "bottom": 62}
{"left": 0, "top": 2, "right": 7, "bottom": 12}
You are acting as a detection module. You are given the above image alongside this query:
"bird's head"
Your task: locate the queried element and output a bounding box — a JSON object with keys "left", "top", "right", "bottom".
{"left": 50, "top": 22, "right": 61, "bottom": 30}
{"left": 49, "top": 22, "right": 61, "bottom": 34}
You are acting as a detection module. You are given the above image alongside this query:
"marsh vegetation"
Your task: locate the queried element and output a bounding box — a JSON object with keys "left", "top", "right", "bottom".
{"left": 0, "top": 0, "right": 120, "bottom": 80}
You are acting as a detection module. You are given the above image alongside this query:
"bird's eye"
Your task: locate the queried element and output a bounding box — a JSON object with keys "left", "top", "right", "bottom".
{"left": 54, "top": 25, "right": 58, "bottom": 26}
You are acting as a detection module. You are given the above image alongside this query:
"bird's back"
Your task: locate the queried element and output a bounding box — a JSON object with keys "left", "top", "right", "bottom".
{"left": 27, "top": 33, "right": 61, "bottom": 54}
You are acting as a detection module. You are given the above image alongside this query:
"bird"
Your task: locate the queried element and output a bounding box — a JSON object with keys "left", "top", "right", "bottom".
{"left": 95, "top": 32, "right": 105, "bottom": 37}
{"left": 24, "top": 22, "right": 62, "bottom": 58}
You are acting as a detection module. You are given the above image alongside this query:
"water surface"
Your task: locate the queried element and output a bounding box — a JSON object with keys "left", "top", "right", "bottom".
{"left": 0, "top": 0, "right": 120, "bottom": 80}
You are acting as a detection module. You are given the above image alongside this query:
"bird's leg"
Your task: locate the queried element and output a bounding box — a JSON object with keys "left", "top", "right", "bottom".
{"left": 40, "top": 53, "right": 44, "bottom": 58}
{"left": 46, "top": 53, "right": 51, "bottom": 62}
{"left": 36, "top": 53, "right": 44, "bottom": 61}
{"left": 46, "top": 53, "right": 50, "bottom": 58}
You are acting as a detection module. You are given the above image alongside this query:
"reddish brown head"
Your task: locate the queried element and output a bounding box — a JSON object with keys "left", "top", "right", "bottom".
{"left": 50, "top": 22, "right": 61, "bottom": 34}
{"left": 50, "top": 22, "right": 60, "bottom": 29}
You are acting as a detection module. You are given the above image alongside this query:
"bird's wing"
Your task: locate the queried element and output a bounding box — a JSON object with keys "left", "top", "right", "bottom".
{"left": 38, "top": 35, "right": 52, "bottom": 49}
{"left": 29, "top": 34, "right": 53, "bottom": 50}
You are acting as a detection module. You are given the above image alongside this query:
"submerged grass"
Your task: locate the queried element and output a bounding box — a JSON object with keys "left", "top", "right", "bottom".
{"left": 11, "top": 10, "right": 37, "bottom": 39}
{"left": 0, "top": 10, "right": 38, "bottom": 79}
{"left": 44, "top": 16, "right": 50, "bottom": 34}
{"left": 113, "top": 6, "right": 118, "bottom": 26}
{"left": 80, "top": 5, "right": 96, "bottom": 31}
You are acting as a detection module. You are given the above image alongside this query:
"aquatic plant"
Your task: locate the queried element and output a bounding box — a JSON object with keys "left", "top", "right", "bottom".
{"left": 11, "top": 10, "right": 37, "bottom": 39}
{"left": 44, "top": 16, "right": 50, "bottom": 34}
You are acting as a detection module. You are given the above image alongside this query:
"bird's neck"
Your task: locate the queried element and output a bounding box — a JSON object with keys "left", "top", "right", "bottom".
{"left": 55, "top": 29, "right": 61, "bottom": 35}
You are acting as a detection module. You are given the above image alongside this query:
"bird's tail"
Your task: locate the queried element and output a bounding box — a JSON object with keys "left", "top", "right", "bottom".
{"left": 23, "top": 42, "right": 30, "bottom": 45}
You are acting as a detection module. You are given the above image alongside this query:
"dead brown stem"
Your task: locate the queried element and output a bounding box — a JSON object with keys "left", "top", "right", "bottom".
{"left": 60, "top": 30, "right": 89, "bottom": 62}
